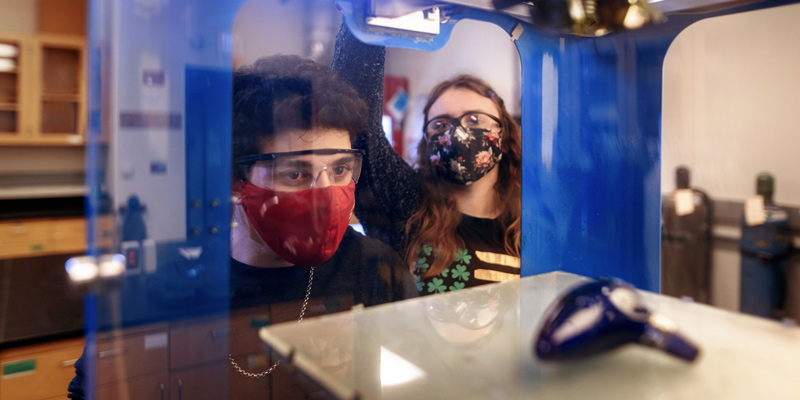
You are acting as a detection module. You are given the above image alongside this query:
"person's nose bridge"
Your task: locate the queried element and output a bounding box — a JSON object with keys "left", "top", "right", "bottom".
{"left": 310, "top": 165, "right": 332, "bottom": 188}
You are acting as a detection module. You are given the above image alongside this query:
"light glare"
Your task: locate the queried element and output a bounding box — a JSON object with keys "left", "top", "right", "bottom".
{"left": 380, "top": 347, "right": 426, "bottom": 387}
{"left": 65, "top": 257, "right": 99, "bottom": 282}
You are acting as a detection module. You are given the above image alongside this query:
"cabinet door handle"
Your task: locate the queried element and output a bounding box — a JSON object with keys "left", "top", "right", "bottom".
{"left": 10, "top": 226, "right": 29, "bottom": 234}
{"left": 60, "top": 358, "right": 78, "bottom": 367}
{"left": 177, "top": 378, "right": 183, "bottom": 400}
{"left": 98, "top": 347, "right": 126, "bottom": 358}
{"left": 210, "top": 327, "right": 235, "bottom": 338}
{"left": 160, "top": 382, "right": 165, "bottom": 400}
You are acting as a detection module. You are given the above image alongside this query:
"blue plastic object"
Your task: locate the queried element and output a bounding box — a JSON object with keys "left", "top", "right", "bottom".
{"left": 535, "top": 278, "right": 699, "bottom": 361}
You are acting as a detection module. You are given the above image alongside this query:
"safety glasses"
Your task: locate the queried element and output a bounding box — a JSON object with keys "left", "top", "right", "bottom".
{"left": 236, "top": 149, "right": 364, "bottom": 191}
{"left": 535, "top": 278, "right": 699, "bottom": 362}
{"left": 423, "top": 111, "right": 502, "bottom": 139}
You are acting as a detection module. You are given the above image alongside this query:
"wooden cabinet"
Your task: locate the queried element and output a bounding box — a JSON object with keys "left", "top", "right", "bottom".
{"left": 0, "top": 216, "right": 113, "bottom": 260}
{"left": 0, "top": 337, "right": 84, "bottom": 400}
{"left": 2, "top": 306, "right": 340, "bottom": 399}
{"left": 0, "top": 33, "right": 86, "bottom": 146}
{"left": 0, "top": 36, "right": 26, "bottom": 138}
{"left": 95, "top": 372, "right": 170, "bottom": 400}
{"left": 0, "top": 215, "right": 113, "bottom": 260}
{"left": 95, "top": 324, "right": 169, "bottom": 386}
{"left": 0, "top": 218, "right": 54, "bottom": 258}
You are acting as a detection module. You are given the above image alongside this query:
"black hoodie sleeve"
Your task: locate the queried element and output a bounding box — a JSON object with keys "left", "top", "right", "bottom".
{"left": 331, "top": 22, "right": 422, "bottom": 256}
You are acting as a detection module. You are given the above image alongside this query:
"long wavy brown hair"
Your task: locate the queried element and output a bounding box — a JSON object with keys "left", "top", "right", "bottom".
{"left": 405, "top": 75, "right": 522, "bottom": 278}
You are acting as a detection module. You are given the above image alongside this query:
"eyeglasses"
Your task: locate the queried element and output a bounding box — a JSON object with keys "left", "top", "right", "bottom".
{"left": 236, "top": 149, "right": 364, "bottom": 191}
{"left": 423, "top": 111, "right": 502, "bottom": 138}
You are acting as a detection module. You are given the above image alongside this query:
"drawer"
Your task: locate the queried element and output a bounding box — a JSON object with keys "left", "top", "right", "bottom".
{"left": 52, "top": 235, "right": 85, "bottom": 253}
{"left": 229, "top": 305, "right": 272, "bottom": 357}
{"left": 95, "top": 372, "right": 169, "bottom": 400}
{"left": 0, "top": 340, "right": 84, "bottom": 400}
{"left": 169, "top": 315, "right": 232, "bottom": 369}
{"left": 0, "top": 240, "right": 52, "bottom": 259}
{"left": 95, "top": 326, "right": 169, "bottom": 385}
{"left": 0, "top": 217, "right": 89, "bottom": 259}
{"left": 270, "top": 294, "right": 354, "bottom": 325}
{"left": 0, "top": 219, "right": 51, "bottom": 245}
{"left": 52, "top": 218, "right": 86, "bottom": 253}
{"left": 170, "top": 306, "right": 272, "bottom": 370}
{"left": 169, "top": 361, "right": 269, "bottom": 400}
{"left": 53, "top": 218, "right": 85, "bottom": 240}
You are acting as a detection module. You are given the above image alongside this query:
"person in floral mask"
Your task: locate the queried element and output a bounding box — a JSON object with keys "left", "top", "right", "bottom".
{"left": 333, "top": 24, "right": 522, "bottom": 296}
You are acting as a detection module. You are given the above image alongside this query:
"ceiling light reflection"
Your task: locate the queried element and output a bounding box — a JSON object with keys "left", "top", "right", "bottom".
{"left": 0, "top": 43, "right": 17, "bottom": 58}
{"left": 0, "top": 59, "right": 16, "bottom": 72}
{"left": 65, "top": 256, "right": 99, "bottom": 282}
{"left": 380, "top": 347, "right": 426, "bottom": 387}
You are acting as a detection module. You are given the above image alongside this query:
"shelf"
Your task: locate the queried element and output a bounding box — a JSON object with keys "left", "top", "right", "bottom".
{"left": 0, "top": 136, "right": 83, "bottom": 146}
{"left": 41, "top": 93, "right": 79, "bottom": 102}
{"left": 0, "top": 33, "right": 86, "bottom": 147}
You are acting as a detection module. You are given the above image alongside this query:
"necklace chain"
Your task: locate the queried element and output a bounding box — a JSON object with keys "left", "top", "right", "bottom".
{"left": 229, "top": 266, "right": 315, "bottom": 378}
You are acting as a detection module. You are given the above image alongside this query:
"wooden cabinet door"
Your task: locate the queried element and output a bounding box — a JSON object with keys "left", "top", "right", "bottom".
{"left": 0, "top": 32, "right": 85, "bottom": 146}
{"left": 36, "top": 34, "right": 85, "bottom": 145}
{"left": 169, "top": 360, "right": 271, "bottom": 400}
{"left": 95, "top": 324, "right": 169, "bottom": 386}
{"left": 169, "top": 316, "right": 231, "bottom": 370}
{"left": 0, "top": 34, "right": 31, "bottom": 142}
{"left": 170, "top": 362, "right": 229, "bottom": 400}
{"left": 0, "top": 338, "right": 84, "bottom": 400}
{"left": 95, "top": 373, "right": 169, "bottom": 400}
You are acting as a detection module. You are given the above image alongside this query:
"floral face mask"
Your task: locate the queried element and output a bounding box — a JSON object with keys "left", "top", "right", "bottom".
{"left": 424, "top": 111, "right": 503, "bottom": 185}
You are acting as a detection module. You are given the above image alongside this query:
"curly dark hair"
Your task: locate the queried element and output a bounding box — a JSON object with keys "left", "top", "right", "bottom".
{"left": 232, "top": 55, "right": 368, "bottom": 181}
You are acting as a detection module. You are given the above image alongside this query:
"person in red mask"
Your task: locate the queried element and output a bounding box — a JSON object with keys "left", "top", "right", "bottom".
{"left": 229, "top": 55, "right": 417, "bottom": 309}
{"left": 68, "top": 55, "right": 416, "bottom": 400}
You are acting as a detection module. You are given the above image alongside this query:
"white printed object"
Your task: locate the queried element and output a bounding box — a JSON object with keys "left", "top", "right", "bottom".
{"left": 675, "top": 189, "right": 695, "bottom": 216}
{"left": 745, "top": 195, "right": 766, "bottom": 226}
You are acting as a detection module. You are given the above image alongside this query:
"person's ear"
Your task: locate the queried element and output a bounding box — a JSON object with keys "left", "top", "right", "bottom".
{"left": 232, "top": 178, "right": 243, "bottom": 205}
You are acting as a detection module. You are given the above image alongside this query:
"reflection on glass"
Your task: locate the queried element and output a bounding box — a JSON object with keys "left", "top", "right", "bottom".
{"left": 0, "top": 43, "right": 19, "bottom": 58}
{"left": 662, "top": 4, "right": 800, "bottom": 319}
{"left": 380, "top": 347, "right": 426, "bottom": 387}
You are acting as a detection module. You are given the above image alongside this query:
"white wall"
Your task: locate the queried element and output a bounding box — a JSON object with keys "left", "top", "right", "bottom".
{"left": 662, "top": 3, "right": 800, "bottom": 206}
{"left": 233, "top": 0, "right": 308, "bottom": 67}
{"left": 663, "top": 4, "right": 800, "bottom": 315}
{"left": 233, "top": 0, "right": 340, "bottom": 68}
{"left": 233, "top": 3, "right": 522, "bottom": 165}
{"left": 386, "top": 19, "right": 521, "bottom": 163}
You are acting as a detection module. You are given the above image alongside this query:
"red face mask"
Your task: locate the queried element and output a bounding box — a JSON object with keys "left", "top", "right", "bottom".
{"left": 240, "top": 181, "right": 355, "bottom": 267}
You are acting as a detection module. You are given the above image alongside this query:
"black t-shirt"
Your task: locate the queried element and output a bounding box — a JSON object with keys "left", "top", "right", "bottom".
{"left": 230, "top": 228, "right": 418, "bottom": 308}
{"left": 68, "top": 228, "right": 416, "bottom": 399}
{"left": 413, "top": 215, "right": 521, "bottom": 295}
